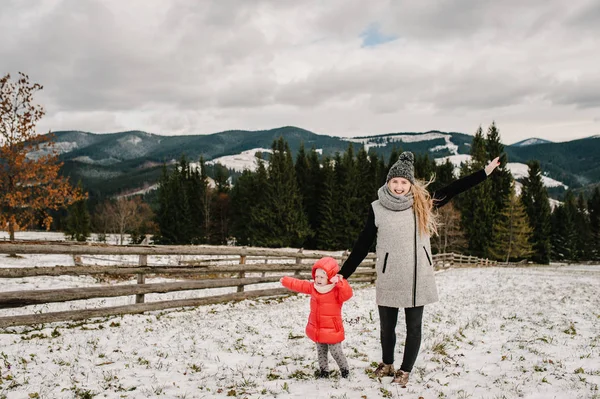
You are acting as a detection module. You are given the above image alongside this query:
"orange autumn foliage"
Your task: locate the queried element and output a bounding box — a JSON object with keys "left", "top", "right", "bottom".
{"left": 1, "top": 72, "right": 85, "bottom": 240}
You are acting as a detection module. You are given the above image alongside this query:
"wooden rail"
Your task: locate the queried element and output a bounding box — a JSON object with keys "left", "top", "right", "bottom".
{"left": 0, "top": 242, "right": 493, "bottom": 328}
{"left": 0, "top": 242, "right": 376, "bottom": 328}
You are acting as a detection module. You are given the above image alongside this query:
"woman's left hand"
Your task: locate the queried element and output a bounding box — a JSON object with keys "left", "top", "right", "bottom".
{"left": 485, "top": 157, "right": 501, "bottom": 176}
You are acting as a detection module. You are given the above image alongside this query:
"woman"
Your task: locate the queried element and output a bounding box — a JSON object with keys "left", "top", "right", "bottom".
{"left": 339, "top": 151, "right": 500, "bottom": 387}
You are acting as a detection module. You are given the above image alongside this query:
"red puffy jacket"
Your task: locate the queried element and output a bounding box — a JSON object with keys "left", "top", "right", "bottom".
{"left": 281, "top": 257, "right": 353, "bottom": 344}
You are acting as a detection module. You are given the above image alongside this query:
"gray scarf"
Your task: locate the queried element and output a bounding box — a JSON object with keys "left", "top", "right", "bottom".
{"left": 378, "top": 184, "right": 414, "bottom": 211}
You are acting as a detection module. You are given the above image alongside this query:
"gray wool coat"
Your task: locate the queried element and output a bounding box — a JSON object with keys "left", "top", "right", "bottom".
{"left": 372, "top": 200, "right": 436, "bottom": 308}
{"left": 340, "top": 169, "right": 488, "bottom": 309}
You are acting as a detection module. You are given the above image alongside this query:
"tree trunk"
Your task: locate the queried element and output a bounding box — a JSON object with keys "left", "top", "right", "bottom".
{"left": 8, "top": 220, "right": 15, "bottom": 241}
{"left": 7, "top": 220, "right": 18, "bottom": 257}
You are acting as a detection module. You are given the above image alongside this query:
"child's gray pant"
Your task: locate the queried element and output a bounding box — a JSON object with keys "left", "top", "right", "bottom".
{"left": 316, "top": 343, "right": 348, "bottom": 371}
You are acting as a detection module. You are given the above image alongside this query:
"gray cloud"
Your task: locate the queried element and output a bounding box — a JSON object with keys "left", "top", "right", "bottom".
{"left": 0, "top": 0, "right": 599, "bottom": 143}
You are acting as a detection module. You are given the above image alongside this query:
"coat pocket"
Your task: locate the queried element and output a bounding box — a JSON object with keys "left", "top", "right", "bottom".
{"left": 382, "top": 252, "right": 389, "bottom": 274}
{"left": 423, "top": 246, "right": 432, "bottom": 266}
{"left": 333, "top": 317, "right": 342, "bottom": 332}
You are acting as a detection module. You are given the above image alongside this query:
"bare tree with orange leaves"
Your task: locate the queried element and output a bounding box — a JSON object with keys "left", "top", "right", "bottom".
{"left": 0, "top": 72, "right": 85, "bottom": 242}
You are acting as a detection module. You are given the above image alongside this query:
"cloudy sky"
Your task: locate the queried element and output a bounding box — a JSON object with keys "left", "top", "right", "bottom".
{"left": 1, "top": 0, "right": 599, "bottom": 144}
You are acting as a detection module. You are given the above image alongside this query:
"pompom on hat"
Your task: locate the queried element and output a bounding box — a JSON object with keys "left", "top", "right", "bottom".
{"left": 386, "top": 151, "right": 415, "bottom": 184}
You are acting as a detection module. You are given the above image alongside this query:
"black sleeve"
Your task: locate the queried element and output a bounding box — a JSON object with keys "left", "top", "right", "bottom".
{"left": 340, "top": 206, "right": 377, "bottom": 279}
{"left": 432, "top": 169, "right": 487, "bottom": 209}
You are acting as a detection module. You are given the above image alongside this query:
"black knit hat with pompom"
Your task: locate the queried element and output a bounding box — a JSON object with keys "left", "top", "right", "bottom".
{"left": 386, "top": 151, "right": 415, "bottom": 183}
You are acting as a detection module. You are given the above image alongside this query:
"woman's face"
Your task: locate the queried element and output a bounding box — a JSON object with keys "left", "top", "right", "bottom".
{"left": 388, "top": 177, "right": 412, "bottom": 196}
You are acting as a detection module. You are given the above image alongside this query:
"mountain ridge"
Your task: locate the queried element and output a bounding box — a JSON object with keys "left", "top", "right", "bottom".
{"left": 44, "top": 126, "right": 600, "bottom": 198}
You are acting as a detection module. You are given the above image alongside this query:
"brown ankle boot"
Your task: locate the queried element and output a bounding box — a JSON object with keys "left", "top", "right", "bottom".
{"left": 392, "top": 370, "right": 410, "bottom": 387}
{"left": 374, "top": 363, "right": 395, "bottom": 377}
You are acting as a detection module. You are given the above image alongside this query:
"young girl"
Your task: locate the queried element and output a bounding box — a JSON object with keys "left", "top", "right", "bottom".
{"left": 280, "top": 256, "right": 353, "bottom": 378}
{"left": 339, "top": 151, "right": 500, "bottom": 387}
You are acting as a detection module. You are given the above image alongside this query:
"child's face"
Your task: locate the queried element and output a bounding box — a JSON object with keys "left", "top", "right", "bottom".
{"left": 314, "top": 269, "right": 329, "bottom": 286}
{"left": 388, "top": 177, "right": 412, "bottom": 196}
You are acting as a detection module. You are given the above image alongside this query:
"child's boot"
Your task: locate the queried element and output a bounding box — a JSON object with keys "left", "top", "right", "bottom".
{"left": 315, "top": 369, "right": 329, "bottom": 379}
{"left": 340, "top": 368, "right": 349, "bottom": 378}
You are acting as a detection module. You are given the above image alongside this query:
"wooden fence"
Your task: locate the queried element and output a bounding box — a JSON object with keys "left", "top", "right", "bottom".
{"left": 0, "top": 242, "right": 494, "bottom": 328}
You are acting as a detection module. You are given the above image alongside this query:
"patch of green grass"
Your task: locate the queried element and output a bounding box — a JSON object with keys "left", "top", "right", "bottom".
{"left": 432, "top": 341, "right": 448, "bottom": 356}
{"left": 266, "top": 371, "right": 281, "bottom": 380}
{"left": 288, "top": 369, "right": 311, "bottom": 380}
{"left": 563, "top": 323, "right": 577, "bottom": 335}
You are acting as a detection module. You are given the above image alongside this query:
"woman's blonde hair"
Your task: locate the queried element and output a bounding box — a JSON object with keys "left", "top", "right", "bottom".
{"left": 410, "top": 176, "right": 438, "bottom": 236}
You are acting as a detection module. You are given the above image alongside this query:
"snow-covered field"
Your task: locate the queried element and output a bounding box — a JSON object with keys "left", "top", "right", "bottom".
{"left": 0, "top": 234, "right": 599, "bottom": 398}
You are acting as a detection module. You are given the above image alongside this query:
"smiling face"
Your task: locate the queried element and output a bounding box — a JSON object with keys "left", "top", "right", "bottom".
{"left": 388, "top": 177, "right": 412, "bottom": 196}
{"left": 314, "top": 269, "right": 329, "bottom": 286}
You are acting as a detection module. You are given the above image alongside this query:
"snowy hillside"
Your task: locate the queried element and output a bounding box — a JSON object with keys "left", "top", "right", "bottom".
{"left": 506, "top": 163, "right": 568, "bottom": 189}
{"left": 512, "top": 138, "right": 553, "bottom": 147}
{"left": 206, "top": 148, "right": 273, "bottom": 172}
{"left": 25, "top": 141, "right": 79, "bottom": 159}
{"left": 346, "top": 132, "right": 459, "bottom": 154}
{"left": 0, "top": 233, "right": 598, "bottom": 398}
{"left": 434, "top": 155, "right": 569, "bottom": 189}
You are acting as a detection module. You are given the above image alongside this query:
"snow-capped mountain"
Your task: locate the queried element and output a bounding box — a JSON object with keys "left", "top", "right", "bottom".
{"left": 42, "top": 127, "right": 599, "bottom": 199}
{"left": 512, "top": 137, "right": 553, "bottom": 147}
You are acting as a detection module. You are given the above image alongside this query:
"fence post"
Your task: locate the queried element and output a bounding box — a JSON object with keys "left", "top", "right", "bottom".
{"left": 237, "top": 254, "right": 247, "bottom": 292}
{"left": 73, "top": 254, "right": 83, "bottom": 267}
{"left": 294, "top": 248, "right": 303, "bottom": 276}
{"left": 371, "top": 254, "right": 376, "bottom": 284}
{"left": 136, "top": 253, "right": 147, "bottom": 304}
{"left": 341, "top": 250, "right": 349, "bottom": 265}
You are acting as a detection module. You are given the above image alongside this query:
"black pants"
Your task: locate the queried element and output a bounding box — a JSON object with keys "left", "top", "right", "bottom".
{"left": 378, "top": 305, "right": 424, "bottom": 372}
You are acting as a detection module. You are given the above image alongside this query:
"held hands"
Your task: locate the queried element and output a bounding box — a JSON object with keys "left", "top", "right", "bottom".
{"left": 485, "top": 157, "right": 501, "bottom": 176}
{"left": 330, "top": 274, "right": 344, "bottom": 284}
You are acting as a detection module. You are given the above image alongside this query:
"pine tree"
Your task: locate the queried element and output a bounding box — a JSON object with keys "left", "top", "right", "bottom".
{"left": 377, "top": 153, "right": 387, "bottom": 187}
{"left": 589, "top": 187, "right": 600, "bottom": 260}
{"left": 550, "top": 191, "right": 578, "bottom": 261}
{"left": 485, "top": 122, "right": 513, "bottom": 216}
{"left": 457, "top": 127, "right": 494, "bottom": 257}
{"left": 387, "top": 146, "right": 401, "bottom": 172}
{"left": 356, "top": 146, "right": 375, "bottom": 228}
{"left": 305, "top": 147, "right": 323, "bottom": 249}
{"left": 295, "top": 143, "right": 316, "bottom": 248}
{"left": 414, "top": 153, "right": 435, "bottom": 180}
{"left": 253, "top": 138, "right": 310, "bottom": 247}
{"left": 340, "top": 144, "right": 363, "bottom": 249}
{"left": 207, "top": 163, "right": 231, "bottom": 244}
{"left": 490, "top": 185, "right": 533, "bottom": 263}
{"left": 574, "top": 193, "right": 593, "bottom": 260}
{"left": 247, "top": 155, "right": 270, "bottom": 246}
{"left": 187, "top": 158, "right": 208, "bottom": 244}
{"left": 470, "top": 126, "right": 487, "bottom": 166}
{"left": 520, "top": 160, "right": 551, "bottom": 264}
{"left": 154, "top": 157, "right": 195, "bottom": 244}
{"left": 431, "top": 158, "right": 455, "bottom": 193}
{"left": 316, "top": 156, "right": 338, "bottom": 250}
{"left": 368, "top": 152, "right": 383, "bottom": 190}
{"left": 230, "top": 169, "right": 254, "bottom": 246}
{"left": 64, "top": 182, "right": 91, "bottom": 242}
{"left": 213, "top": 163, "right": 230, "bottom": 194}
